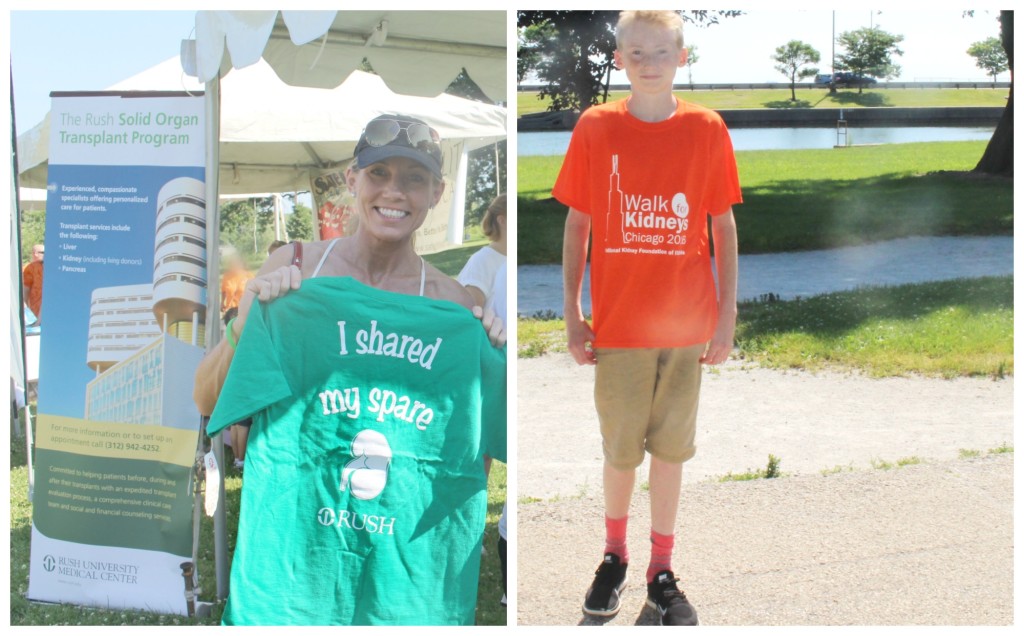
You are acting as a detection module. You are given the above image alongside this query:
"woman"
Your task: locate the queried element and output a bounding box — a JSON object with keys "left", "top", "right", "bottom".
{"left": 457, "top": 194, "right": 506, "bottom": 309}
{"left": 193, "top": 114, "right": 506, "bottom": 626}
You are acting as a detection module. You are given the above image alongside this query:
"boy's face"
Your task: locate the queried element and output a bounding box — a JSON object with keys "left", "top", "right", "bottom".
{"left": 614, "top": 21, "right": 686, "bottom": 96}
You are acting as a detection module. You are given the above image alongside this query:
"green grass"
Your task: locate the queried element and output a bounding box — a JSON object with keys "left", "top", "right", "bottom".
{"left": 423, "top": 237, "right": 487, "bottom": 276}
{"left": 989, "top": 442, "right": 1013, "bottom": 454}
{"left": 736, "top": 276, "right": 1013, "bottom": 378}
{"left": 820, "top": 463, "right": 855, "bottom": 476}
{"left": 870, "top": 456, "right": 923, "bottom": 470}
{"left": 519, "top": 141, "right": 1012, "bottom": 263}
{"left": 959, "top": 448, "right": 982, "bottom": 459}
{"left": 519, "top": 277, "right": 1013, "bottom": 379}
{"left": 517, "top": 87, "right": 1010, "bottom": 116}
{"left": 10, "top": 420, "right": 507, "bottom": 626}
{"left": 718, "top": 454, "right": 783, "bottom": 482}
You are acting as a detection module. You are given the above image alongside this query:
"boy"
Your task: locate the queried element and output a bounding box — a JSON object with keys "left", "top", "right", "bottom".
{"left": 553, "top": 10, "right": 741, "bottom": 627}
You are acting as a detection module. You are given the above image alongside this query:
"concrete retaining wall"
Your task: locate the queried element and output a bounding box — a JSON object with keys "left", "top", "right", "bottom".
{"left": 518, "top": 106, "right": 1004, "bottom": 131}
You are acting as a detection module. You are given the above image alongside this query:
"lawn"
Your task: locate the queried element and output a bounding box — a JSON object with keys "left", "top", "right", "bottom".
{"left": 518, "top": 141, "right": 1012, "bottom": 263}
{"left": 517, "top": 87, "right": 1010, "bottom": 116}
{"left": 518, "top": 276, "right": 1013, "bottom": 379}
{"left": 9, "top": 431, "right": 508, "bottom": 626}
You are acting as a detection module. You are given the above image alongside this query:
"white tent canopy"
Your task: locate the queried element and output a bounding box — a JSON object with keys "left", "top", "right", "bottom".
{"left": 187, "top": 10, "right": 506, "bottom": 103}
{"left": 16, "top": 57, "right": 506, "bottom": 195}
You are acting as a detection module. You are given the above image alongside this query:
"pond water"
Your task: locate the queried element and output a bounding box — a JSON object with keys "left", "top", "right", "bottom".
{"left": 518, "top": 126, "right": 995, "bottom": 156}
{"left": 517, "top": 236, "right": 1013, "bottom": 317}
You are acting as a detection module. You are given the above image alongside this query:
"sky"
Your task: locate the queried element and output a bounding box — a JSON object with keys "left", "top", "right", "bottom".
{"left": 661, "top": 9, "right": 1004, "bottom": 86}
{"left": 8, "top": 9, "right": 1005, "bottom": 136}
{"left": 10, "top": 11, "right": 199, "bottom": 136}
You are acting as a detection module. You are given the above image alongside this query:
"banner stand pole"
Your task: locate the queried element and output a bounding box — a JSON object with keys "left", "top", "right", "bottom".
{"left": 202, "top": 74, "right": 230, "bottom": 602}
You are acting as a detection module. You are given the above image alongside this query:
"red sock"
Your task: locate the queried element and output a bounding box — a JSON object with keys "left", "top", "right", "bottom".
{"left": 604, "top": 515, "right": 629, "bottom": 563}
{"left": 647, "top": 530, "right": 675, "bottom": 582}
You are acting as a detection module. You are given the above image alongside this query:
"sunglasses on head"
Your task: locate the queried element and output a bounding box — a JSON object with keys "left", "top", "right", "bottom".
{"left": 363, "top": 119, "right": 441, "bottom": 160}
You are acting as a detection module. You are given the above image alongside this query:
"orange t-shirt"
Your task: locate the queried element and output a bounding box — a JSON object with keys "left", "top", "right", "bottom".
{"left": 553, "top": 99, "right": 742, "bottom": 348}
{"left": 22, "top": 260, "right": 44, "bottom": 317}
{"left": 221, "top": 269, "right": 254, "bottom": 311}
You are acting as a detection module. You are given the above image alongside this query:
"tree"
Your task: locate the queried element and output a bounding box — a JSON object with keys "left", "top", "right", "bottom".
{"left": 517, "top": 10, "right": 742, "bottom": 112}
{"left": 286, "top": 203, "right": 314, "bottom": 242}
{"left": 444, "top": 70, "right": 507, "bottom": 229}
{"left": 685, "top": 45, "right": 699, "bottom": 85}
{"left": 517, "top": 21, "right": 556, "bottom": 84}
{"left": 465, "top": 141, "right": 507, "bottom": 229}
{"left": 835, "top": 27, "right": 904, "bottom": 93}
{"left": 973, "top": 10, "right": 1013, "bottom": 176}
{"left": 219, "top": 197, "right": 275, "bottom": 260}
{"left": 771, "top": 40, "right": 820, "bottom": 101}
{"left": 967, "top": 36, "right": 1009, "bottom": 81}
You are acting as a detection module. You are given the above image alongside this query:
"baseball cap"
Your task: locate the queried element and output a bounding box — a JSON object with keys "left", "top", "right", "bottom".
{"left": 353, "top": 114, "right": 443, "bottom": 178}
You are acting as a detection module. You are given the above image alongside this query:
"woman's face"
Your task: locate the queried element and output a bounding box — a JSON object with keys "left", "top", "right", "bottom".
{"left": 347, "top": 157, "right": 444, "bottom": 243}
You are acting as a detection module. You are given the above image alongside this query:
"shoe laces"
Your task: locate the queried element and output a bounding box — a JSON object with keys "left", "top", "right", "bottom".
{"left": 594, "top": 558, "right": 623, "bottom": 584}
{"left": 655, "top": 575, "right": 687, "bottom": 603}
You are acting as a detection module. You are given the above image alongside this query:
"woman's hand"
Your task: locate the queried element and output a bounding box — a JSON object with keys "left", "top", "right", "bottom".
{"left": 473, "top": 306, "right": 506, "bottom": 348}
{"left": 233, "top": 264, "right": 302, "bottom": 335}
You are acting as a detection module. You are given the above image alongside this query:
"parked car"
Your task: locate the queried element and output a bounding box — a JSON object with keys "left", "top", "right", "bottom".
{"left": 814, "top": 73, "right": 833, "bottom": 85}
{"left": 832, "top": 72, "right": 877, "bottom": 87}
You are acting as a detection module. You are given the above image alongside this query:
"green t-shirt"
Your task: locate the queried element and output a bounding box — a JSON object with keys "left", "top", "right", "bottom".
{"left": 208, "top": 277, "right": 506, "bottom": 625}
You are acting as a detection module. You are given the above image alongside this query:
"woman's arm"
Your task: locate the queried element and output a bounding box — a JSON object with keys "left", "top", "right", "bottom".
{"left": 192, "top": 246, "right": 303, "bottom": 416}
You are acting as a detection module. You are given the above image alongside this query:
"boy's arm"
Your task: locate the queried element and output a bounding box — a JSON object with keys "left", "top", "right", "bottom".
{"left": 563, "top": 207, "right": 596, "bottom": 365}
{"left": 703, "top": 208, "right": 738, "bottom": 365}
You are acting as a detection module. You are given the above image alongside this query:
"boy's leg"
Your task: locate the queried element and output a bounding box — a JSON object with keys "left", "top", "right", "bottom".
{"left": 603, "top": 461, "right": 635, "bottom": 560}
{"left": 584, "top": 348, "right": 658, "bottom": 616}
{"left": 647, "top": 457, "right": 682, "bottom": 579}
{"left": 648, "top": 456, "right": 682, "bottom": 534}
{"left": 643, "top": 346, "right": 703, "bottom": 626}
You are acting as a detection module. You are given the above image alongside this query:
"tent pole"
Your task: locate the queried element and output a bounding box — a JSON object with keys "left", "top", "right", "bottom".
{"left": 203, "top": 74, "right": 229, "bottom": 601}
{"left": 447, "top": 143, "right": 469, "bottom": 246}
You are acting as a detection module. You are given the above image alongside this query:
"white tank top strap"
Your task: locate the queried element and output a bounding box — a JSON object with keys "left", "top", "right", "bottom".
{"left": 419, "top": 257, "right": 426, "bottom": 297}
{"left": 311, "top": 238, "right": 341, "bottom": 278}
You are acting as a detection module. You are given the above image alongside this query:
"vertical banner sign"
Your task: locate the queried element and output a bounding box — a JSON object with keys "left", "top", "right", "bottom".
{"left": 28, "top": 92, "right": 207, "bottom": 615}
{"left": 309, "top": 139, "right": 465, "bottom": 254}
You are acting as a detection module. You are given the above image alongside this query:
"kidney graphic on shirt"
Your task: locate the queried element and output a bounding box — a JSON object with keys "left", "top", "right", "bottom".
{"left": 340, "top": 430, "right": 392, "bottom": 500}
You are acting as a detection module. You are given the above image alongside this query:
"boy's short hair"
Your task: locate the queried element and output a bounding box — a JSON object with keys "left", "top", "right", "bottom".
{"left": 615, "top": 10, "right": 685, "bottom": 50}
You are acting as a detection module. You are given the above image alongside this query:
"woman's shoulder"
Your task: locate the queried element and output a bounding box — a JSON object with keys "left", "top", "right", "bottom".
{"left": 423, "top": 262, "right": 474, "bottom": 310}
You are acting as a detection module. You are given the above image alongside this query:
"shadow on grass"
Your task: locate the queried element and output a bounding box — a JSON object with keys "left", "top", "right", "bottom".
{"left": 762, "top": 99, "right": 814, "bottom": 109}
{"left": 737, "top": 276, "right": 1012, "bottom": 340}
{"left": 736, "top": 170, "right": 1013, "bottom": 254}
{"left": 827, "top": 91, "right": 891, "bottom": 107}
{"left": 519, "top": 172, "right": 1012, "bottom": 263}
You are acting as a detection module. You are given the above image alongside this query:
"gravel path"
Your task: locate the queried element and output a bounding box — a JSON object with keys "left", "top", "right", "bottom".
{"left": 517, "top": 454, "right": 1013, "bottom": 626}
{"left": 514, "top": 355, "right": 1014, "bottom": 625}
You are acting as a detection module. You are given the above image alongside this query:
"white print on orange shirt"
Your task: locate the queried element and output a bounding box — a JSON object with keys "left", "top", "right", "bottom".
{"left": 606, "top": 154, "right": 690, "bottom": 250}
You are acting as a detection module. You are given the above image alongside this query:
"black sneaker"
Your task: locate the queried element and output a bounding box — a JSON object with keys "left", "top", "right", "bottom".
{"left": 646, "top": 570, "right": 699, "bottom": 626}
{"left": 583, "top": 553, "right": 628, "bottom": 616}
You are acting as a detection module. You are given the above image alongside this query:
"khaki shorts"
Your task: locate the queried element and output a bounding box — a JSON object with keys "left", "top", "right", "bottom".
{"left": 594, "top": 345, "right": 705, "bottom": 470}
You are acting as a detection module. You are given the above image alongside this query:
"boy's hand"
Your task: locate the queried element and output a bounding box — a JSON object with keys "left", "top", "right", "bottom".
{"left": 566, "top": 316, "right": 597, "bottom": 365}
{"left": 701, "top": 309, "right": 736, "bottom": 365}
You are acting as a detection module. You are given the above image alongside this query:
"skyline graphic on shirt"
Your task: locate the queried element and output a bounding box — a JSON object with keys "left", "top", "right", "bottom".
{"left": 604, "top": 154, "right": 691, "bottom": 253}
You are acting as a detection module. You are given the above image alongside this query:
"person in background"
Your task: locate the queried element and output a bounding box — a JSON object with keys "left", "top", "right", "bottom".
{"left": 489, "top": 260, "right": 509, "bottom": 608}
{"left": 268, "top": 239, "right": 286, "bottom": 256}
{"left": 457, "top": 194, "right": 506, "bottom": 308}
{"left": 23, "top": 244, "right": 44, "bottom": 325}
